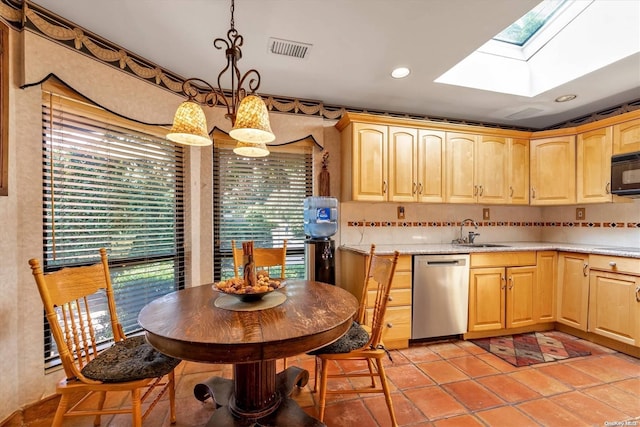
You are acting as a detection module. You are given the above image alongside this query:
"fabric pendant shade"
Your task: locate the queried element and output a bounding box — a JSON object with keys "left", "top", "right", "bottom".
{"left": 233, "top": 140, "right": 270, "bottom": 157}
{"left": 167, "top": 101, "right": 212, "bottom": 146}
{"left": 229, "top": 95, "right": 275, "bottom": 143}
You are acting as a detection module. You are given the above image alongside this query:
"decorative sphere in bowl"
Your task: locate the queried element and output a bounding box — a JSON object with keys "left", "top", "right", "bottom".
{"left": 213, "top": 273, "right": 285, "bottom": 302}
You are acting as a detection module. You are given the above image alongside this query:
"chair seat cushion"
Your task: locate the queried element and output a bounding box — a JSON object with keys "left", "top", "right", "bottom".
{"left": 81, "top": 335, "right": 180, "bottom": 383}
{"left": 308, "top": 321, "right": 370, "bottom": 355}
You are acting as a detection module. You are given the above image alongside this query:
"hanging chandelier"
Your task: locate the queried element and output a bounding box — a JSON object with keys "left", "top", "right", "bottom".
{"left": 166, "top": 0, "right": 274, "bottom": 157}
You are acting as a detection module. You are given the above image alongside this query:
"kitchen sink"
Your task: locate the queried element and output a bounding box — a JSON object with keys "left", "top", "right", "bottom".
{"left": 456, "top": 243, "right": 511, "bottom": 248}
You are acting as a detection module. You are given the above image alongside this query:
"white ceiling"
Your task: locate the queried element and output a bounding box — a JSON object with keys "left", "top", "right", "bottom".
{"left": 31, "top": 0, "right": 640, "bottom": 129}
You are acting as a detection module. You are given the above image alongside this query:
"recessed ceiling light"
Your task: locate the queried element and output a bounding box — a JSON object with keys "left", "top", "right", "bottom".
{"left": 555, "top": 94, "right": 577, "bottom": 103}
{"left": 391, "top": 67, "right": 410, "bottom": 79}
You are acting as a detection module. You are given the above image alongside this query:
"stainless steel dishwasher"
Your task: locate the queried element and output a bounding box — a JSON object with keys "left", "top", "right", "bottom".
{"left": 412, "top": 254, "right": 470, "bottom": 340}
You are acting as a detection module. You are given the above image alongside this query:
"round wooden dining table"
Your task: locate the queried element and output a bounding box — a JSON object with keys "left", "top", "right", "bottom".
{"left": 138, "top": 280, "right": 358, "bottom": 427}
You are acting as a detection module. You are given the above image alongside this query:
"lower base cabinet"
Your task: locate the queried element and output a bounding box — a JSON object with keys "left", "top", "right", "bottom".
{"left": 468, "top": 252, "right": 537, "bottom": 332}
{"left": 588, "top": 255, "right": 640, "bottom": 346}
{"left": 556, "top": 252, "right": 590, "bottom": 331}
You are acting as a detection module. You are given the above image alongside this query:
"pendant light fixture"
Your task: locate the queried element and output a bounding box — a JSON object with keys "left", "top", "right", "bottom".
{"left": 167, "top": 0, "right": 274, "bottom": 156}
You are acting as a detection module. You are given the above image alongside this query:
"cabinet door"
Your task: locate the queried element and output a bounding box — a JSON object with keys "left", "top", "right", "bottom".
{"left": 352, "top": 123, "right": 388, "bottom": 201}
{"left": 613, "top": 118, "right": 640, "bottom": 154}
{"left": 536, "top": 251, "right": 557, "bottom": 322}
{"left": 577, "top": 127, "right": 612, "bottom": 203}
{"left": 468, "top": 267, "right": 505, "bottom": 331}
{"left": 476, "top": 135, "right": 509, "bottom": 204}
{"left": 388, "top": 126, "right": 418, "bottom": 202}
{"left": 508, "top": 138, "right": 530, "bottom": 205}
{"left": 417, "top": 129, "right": 445, "bottom": 203}
{"left": 506, "top": 266, "right": 536, "bottom": 328}
{"left": 588, "top": 271, "right": 639, "bottom": 346}
{"left": 446, "top": 132, "right": 477, "bottom": 203}
{"left": 557, "top": 252, "right": 590, "bottom": 331}
{"left": 530, "top": 136, "right": 576, "bottom": 205}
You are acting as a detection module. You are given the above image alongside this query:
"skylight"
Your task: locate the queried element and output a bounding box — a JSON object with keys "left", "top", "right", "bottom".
{"left": 435, "top": 0, "right": 640, "bottom": 103}
{"left": 492, "top": 0, "right": 567, "bottom": 46}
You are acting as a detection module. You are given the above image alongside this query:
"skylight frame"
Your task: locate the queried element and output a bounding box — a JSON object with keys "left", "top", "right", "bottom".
{"left": 492, "top": 0, "right": 568, "bottom": 47}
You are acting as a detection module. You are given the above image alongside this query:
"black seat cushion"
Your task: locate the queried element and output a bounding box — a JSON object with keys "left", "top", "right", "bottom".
{"left": 81, "top": 335, "right": 181, "bottom": 383}
{"left": 308, "top": 321, "right": 370, "bottom": 355}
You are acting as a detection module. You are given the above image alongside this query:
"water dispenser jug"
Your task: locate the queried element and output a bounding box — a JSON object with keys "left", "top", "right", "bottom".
{"left": 303, "top": 196, "right": 338, "bottom": 238}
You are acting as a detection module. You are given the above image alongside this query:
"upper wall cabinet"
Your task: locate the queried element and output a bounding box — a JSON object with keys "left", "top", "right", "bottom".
{"left": 341, "top": 122, "right": 388, "bottom": 202}
{"left": 577, "top": 127, "right": 613, "bottom": 203}
{"left": 445, "top": 134, "right": 527, "bottom": 205}
{"left": 530, "top": 135, "right": 576, "bottom": 205}
{"left": 613, "top": 117, "right": 640, "bottom": 154}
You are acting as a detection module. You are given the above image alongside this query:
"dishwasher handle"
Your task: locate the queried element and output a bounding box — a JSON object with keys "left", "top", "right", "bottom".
{"left": 425, "top": 260, "right": 466, "bottom": 266}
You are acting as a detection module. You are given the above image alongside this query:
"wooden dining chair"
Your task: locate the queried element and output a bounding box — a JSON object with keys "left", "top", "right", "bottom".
{"left": 310, "top": 244, "right": 400, "bottom": 426}
{"left": 231, "top": 239, "right": 288, "bottom": 279}
{"left": 29, "top": 248, "right": 181, "bottom": 427}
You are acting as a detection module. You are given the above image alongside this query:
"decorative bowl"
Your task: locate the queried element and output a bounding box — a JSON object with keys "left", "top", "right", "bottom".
{"left": 213, "top": 278, "right": 285, "bottom": 302}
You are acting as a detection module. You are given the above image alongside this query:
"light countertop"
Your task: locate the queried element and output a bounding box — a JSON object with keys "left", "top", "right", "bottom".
{"left": 339, "top": 242, "right": 640, "bottom": 259}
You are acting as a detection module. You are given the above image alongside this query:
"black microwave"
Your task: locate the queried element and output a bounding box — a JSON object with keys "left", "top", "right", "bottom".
{"left": 611, "top": 151, "right": 640, "bottom": 197}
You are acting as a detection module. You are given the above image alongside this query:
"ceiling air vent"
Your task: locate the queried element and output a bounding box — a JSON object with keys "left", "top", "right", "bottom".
{"left": 268, "top": 38, "right": 312, "bottom": 59}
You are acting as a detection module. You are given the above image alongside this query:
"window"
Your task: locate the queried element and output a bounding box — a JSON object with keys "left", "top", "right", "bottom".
{"left": 213, "top": 144, "right": 312, "bottom": 281}
{"left": 41, "top": 87, "right": 184, "bottom": 366}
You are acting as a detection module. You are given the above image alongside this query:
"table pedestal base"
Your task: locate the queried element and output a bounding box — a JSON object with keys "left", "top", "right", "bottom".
{"left": 194, "top": 363, "right": 325, "bottom": 427}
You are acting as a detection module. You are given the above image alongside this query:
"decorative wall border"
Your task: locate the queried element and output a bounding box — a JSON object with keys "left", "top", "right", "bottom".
{"left": 1, "top": 0, "right": 638, "bottom": 130}
{"left": 347, "top": 221, "right": 640, "bottom": 229}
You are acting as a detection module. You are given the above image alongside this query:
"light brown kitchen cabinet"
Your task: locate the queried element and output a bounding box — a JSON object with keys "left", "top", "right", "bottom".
{"left": 388, "top": 126, "right": 417, "bottom": 202}
{"left": 588, "top": 254, "right": 640, "bottom": 346}
{"left": 445, "top": 132, "right": 477, "bottom": 203}
{"left": 613, "top": 117, "right": 640, "bottom": 154}
{"left": 557, "top": 252, "right": 590, "bottom": 331}
{"left": 339, "top": 250, "right": 412, "bottom": 350}
{"left": 341, "top": 122, "right": 388, "bottom": 201}
{"left": 508, "top": 138, "right": 530, "bottom": 205}
{"left": 530, "top": 135, "right": 576, "bottom": 205}
{"left": 416, "top": 129, "right": 446, "bottom": 203}
{"left": 468, "top": 252, "right": 536, "bottom": 332}
{"left": 446, "top": 133, "right": 522, "bottom": 205}
{"left": 577, "top": 127, "right": 613, "bottom": 203}
{"left": 535, "top": 251, "right": 557, "bottom": 322}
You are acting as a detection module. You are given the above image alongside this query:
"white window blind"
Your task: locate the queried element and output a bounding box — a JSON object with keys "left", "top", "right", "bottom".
{"left": 41, "top": 92, "right": 184, "bottom": 365}
{"left": 213, "top": 145, "right": 312, "bottom": 280}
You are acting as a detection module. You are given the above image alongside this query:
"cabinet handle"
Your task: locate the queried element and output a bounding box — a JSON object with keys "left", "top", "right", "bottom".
{"left": 479, "top": 185, "right": 484, "bottom": 196}
{"left": 508, "top": 276, "right": 514, "bottom": 290}
{"left": 412, "top": 182, "right": 417, "bottom": 195}
{"left": 383, "top": 180, "right": 387, "bottom": 194}
{"left": 636, "top": 286, "right": 640, "bottom": 302}
{"left": 474, "top": 185, "right": 478, "bottom": 196}
{"left": 609, "top": 261, "right": 617, "bottom": 267}
{"left": 501, "top": 275, "right": 506, "bottom": 290}
{"left": 510, "top": 186, "right": 514, "bottom": 197}
{"left": 583, "top": 263, "right": 589, "bottom": 277}
{"left": 388, "top": 296, "right": 393, "bottom": 301}
{"left": 386, "top": 322, "right": 393, "bottom": 328}
{"left": 418, "top": 182, "right": 423, "bottom": 195}
{"left": 531, "top": 187, "right": 536, "bottom": 199}
{"left": 606, "top": 182, "right": 611, "bottom": 194}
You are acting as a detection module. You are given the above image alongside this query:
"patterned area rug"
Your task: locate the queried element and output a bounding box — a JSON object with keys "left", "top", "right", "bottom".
{"left": 471, "top": 332, "right": 592, "bottom": 367}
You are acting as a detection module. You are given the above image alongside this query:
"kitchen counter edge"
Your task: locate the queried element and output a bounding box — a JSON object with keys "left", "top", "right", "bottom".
{"left": 339, "top": 242, "right": 640, "bottom": 259}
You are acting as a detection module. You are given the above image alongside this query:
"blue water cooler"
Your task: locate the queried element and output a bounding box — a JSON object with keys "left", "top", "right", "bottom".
{"left": 304, "top": 197, "right": 338, "bottom": 285}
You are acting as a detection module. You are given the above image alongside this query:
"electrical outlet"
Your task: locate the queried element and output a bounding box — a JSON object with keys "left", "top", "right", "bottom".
{"left": 576, "top": 207, "right": 585, "bottom": 220}
{"left": 483, "top": 208, "right": 490, "bottom": 220}
{"left": 397, "top": 206, "right": 405, "bottom": 220}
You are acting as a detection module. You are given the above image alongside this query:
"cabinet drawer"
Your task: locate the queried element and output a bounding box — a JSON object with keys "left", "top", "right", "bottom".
{"left": 383, "top": 254, "right": 411, "bottom": 271}
{"left": 470, "top": 252, "right": 536, "bottom": 268}
{"left": 367, "top": 306, "right": 411, "bottom": 342}
{"left": 367, "top": 288, "right": 411, "bottom": 307}
{"left": 590, "top": 255, "right": 640, "bottom": 276}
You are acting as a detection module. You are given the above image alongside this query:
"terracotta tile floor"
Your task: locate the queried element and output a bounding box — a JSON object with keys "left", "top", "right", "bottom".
{"left": 27, "top": 332, "right": 640, "bottom": 426}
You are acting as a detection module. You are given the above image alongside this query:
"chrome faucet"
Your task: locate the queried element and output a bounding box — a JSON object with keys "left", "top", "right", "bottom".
{"left": 453, "top": 218, "right": 479, "bottom": 244}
